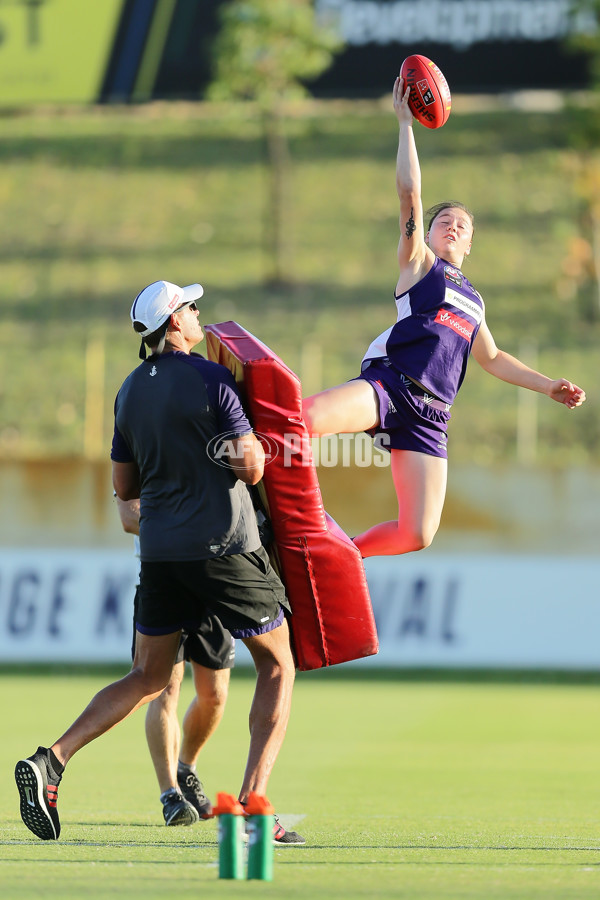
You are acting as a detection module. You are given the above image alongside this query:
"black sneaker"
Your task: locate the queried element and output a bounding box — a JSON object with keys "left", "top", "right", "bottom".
{"left": 15, "top": 747, "right": 62, "bottom": 840}
{"left": 272, "top": 814, "right": 306, "bottom": 846}
{"left": 177, "top": 770, "right": 213, "bottom": 819}
{"left": 161, "top": 789, "right": 199, "bottom": 826}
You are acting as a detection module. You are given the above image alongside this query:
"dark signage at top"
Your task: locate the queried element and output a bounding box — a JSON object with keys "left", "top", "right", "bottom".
{"left": 310, "top": 0, "right": 596, "bottom": 95}
{"left": 99, "top": 0, "right": 596, "bottom": 104}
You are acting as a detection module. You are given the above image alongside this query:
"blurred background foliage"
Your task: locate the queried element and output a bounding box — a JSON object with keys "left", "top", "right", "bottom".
{"left": 208, "top": 0, "right": 342, "bottom": 286}
{"left": 0, "top": 96, "right": 597, "bottom": 464}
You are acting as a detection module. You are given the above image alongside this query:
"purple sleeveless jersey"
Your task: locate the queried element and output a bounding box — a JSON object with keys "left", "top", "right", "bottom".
{"left": 362, "top": 257, "right": 484, "bottom": 405}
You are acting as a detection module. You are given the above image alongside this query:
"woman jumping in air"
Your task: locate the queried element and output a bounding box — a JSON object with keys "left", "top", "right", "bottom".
{"left": 302, "top": 75, "right": 586, "bottom": 559}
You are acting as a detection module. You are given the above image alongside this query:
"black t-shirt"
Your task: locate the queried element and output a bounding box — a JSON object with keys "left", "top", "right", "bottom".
{"left": 111, "top": 351, "right": 260, "bottom": 561}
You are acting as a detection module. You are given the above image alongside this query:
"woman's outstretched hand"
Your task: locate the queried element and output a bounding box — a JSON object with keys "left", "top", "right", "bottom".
{"left": 547, "top": 379, "right": 586, "bottom": 408}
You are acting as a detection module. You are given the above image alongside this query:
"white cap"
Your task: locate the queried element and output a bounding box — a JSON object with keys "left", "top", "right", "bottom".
{"left": 130, "top": 280, "right": 204, "bottom": 337}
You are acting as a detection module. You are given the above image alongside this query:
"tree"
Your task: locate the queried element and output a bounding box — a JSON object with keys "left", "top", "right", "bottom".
{"left": 561, "top": 1, "right": 600, "bottom": 320}
{"left": 208, "top": 0, "right": 342, "bottom": 287}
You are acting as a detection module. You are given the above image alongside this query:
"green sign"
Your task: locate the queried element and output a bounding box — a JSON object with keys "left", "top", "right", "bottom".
{"left": 0, "top": 0, "right": 123, "bottom": 105}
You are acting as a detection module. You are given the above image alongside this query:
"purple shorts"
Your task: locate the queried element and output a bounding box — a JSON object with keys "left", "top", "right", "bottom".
{"left": 355, "top": 359, "right": 451, "bottom": 459}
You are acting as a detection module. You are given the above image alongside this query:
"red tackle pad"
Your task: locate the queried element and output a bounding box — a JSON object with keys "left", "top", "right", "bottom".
{"left": 204, "top": 321, "right": 378, "bottom": 671}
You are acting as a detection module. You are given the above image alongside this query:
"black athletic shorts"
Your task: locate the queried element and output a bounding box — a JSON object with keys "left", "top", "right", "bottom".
{"left": 131, "top": 586, "right": 235, "bottom": 670}
{"left": 135, "top": 546, "right": 290, "bottom": 640}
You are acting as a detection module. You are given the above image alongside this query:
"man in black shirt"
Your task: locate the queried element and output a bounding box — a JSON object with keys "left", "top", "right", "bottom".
{"left": 16, "top": 280, "right": 301, "bottom": 844}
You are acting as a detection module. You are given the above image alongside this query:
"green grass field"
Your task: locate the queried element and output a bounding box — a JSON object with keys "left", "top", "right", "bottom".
{"left": 2, "top": 668, "right": 600, "bottom": 899}
{"left": 0, "top": 100, "right": 599, "bottom": 462}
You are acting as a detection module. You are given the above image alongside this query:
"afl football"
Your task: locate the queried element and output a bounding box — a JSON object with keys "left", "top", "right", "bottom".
{"left": 400, "top": 55, "right": 451, "bottom": 129}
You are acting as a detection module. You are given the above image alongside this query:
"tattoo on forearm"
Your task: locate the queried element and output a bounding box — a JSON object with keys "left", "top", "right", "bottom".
{"left": 405, "top": 208, "right": 416, "bottom": 239}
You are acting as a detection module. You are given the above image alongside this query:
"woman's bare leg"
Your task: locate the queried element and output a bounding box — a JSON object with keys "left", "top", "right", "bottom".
{"left": 303, "top": 383, "right": 447, "bottom": 559}
{"left": 353, "top": 449, "right": 447, "bottom": 558}
{"left": 303, "top": 380, "right": 379, "bottom": 435}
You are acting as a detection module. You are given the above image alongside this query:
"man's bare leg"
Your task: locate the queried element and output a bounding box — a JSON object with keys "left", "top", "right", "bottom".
{"left": 145, "top": 659, "right": 185, "bottom": 793}
{"left": 238, "top": 618, "right": 295, "bottom": 802}
{"left": 51, "top": 631, "right": 181, "bottom": 766}
{"left": 180, "top": 664, "right": 230, "bottom": 766}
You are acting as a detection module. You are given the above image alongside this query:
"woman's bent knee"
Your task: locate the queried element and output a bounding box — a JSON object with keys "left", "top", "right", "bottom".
{"left": 399, "top": 522, "right": 438, "bottom": 553}
{"left": 411, "top": 534, "right": 433, "bottom": 552}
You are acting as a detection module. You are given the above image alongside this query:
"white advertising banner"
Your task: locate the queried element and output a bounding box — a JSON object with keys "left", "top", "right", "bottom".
{"left": 0, "top": 549, "right": 138, "bottom": 663}
{"left": 0, "top": 550, "right": 598, "bottom": 669}
{"left": 363, "top": 555, "right": 600, "bottom": 670}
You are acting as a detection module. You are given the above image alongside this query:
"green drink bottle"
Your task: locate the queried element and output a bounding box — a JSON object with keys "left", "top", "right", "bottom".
{"left": 213, "top": 793, "right": 245, "bottom": 880}
{"left": 246, "top": 791, "right": 275, "bottom": 881}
